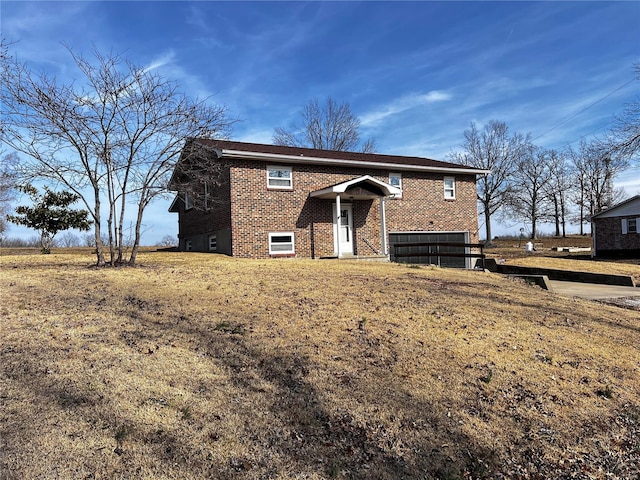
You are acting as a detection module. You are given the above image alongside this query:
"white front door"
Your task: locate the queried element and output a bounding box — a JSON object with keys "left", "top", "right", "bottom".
{"left": 333, "top": 203, "right": 353, "bottom": 255}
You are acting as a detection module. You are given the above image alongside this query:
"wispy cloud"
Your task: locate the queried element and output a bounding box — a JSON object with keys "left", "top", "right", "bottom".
{"left": 360, "top": 91, "right": 452, "bottom": 127}
{"left": 143, "top": 50, "right": 176, "bottom": 73}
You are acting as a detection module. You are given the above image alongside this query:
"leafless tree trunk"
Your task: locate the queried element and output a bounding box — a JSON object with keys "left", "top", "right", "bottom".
{"left": 568, "top": 140, "right": 628, "bottom": 234}
{"left": 449, "top": 120, "right": 531, "bottom": 245}
{"left": 273, "top": 97, "right": 376, "bottom": 153}
{"left": 505, "top": 147, "right": 554, "bottom": 239}
{"left": 1, "top": 43, "right": 233, "bottom": 265}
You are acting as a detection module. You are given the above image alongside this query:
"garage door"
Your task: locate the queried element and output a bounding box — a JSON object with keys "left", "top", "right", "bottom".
{"left": 389, "top": 231, "right": 468, "bottom": 267}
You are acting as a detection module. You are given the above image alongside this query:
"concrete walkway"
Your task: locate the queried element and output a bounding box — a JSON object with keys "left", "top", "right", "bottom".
{"left": 548, "top": 280, "right": 640, "bottom": 300}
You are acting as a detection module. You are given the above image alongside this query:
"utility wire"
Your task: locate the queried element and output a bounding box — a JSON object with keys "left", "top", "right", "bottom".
{"left": 532, "top": 77, "right": 637, "bottom": 142}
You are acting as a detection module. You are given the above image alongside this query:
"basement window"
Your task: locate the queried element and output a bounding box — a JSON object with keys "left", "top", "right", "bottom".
{"left": 209, "top": 234, "right": 217, "bottom": 251}
{"left": 269, "top": 232, "right": 295, "bottom": 255}
{"left": 267, "top": 166, "right": 293, "bottom": 190}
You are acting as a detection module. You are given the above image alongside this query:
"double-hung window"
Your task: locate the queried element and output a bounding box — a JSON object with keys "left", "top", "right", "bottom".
{"left": 389, "top": 173, "right": 402, "bottom": 198}
{"left": 444, "top": 177, "right": 456, "bottom": 199}
{"left": 268, "top": 232, "right": 295, "bottom": 255}
{"left": 208, "top": 234, "right": 217, "bottom": 251}
{"left": 622, "top": 218, "right": 638, "bottom": 234}
{"left": 267, "top": 165, "right": 293, "bottom": 190}
{"left": 184, "top": 193, "right": 193, "bottom": 210}
{"left": 204, "top": 182, "right": 210, "bottom": 210}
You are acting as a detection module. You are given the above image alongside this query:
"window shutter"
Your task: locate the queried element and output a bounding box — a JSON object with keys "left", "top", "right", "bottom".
{"left": 621, "top": 219, "right": 628, "bottom": 234}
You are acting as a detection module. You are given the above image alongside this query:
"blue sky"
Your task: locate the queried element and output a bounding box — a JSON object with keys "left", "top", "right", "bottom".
{"left": 2, "top": 1, "right": 639, "bottom": 243}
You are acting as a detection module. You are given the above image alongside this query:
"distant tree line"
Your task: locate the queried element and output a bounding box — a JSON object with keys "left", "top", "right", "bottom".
{"left": 450, "top": 116, "right": 635, "bottom": 244}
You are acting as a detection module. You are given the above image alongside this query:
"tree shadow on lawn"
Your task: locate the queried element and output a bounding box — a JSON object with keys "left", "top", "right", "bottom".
{"left": 1, "top": 308, "right": 499, "bottom": 479}
{"left": 163, "top": 313, "right": 499, "bottom": 479}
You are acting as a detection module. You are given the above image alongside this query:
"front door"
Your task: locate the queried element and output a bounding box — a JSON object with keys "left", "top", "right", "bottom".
{"left": 333, "top": 203, "right": 353, "bottom": 255}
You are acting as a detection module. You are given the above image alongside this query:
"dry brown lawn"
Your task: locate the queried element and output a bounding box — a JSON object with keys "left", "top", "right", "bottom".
{"left": 1, "top": 250, "right": 639, "bottom": 479}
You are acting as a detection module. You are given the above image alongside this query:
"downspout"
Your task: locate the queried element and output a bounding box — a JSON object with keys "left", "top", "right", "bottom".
{"left": 336, "top": 194, "right": 342, "bottom": 258}
{"left": 380, "top": 196, "right": 388, "bottom": 256}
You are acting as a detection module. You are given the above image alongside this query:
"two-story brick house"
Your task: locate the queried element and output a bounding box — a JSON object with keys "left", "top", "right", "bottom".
{"left": 169, "top": 139, "right": 488, "bottom": 265}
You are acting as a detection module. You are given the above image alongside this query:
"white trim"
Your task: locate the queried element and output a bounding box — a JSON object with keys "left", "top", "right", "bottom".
{"left": 444, "top": 176, "right": 456, "bottom": 199}
{"left": 266, "top": 165, "right": 293, "bottom": 190}
{"left": 268, "top": 232, "right": 295, "bottom": 255}
{"left": 389, "top": 173, "right": 402, "bottom": 198}
{"left": 310, "top": 175, "right": 401, "bottom": 199}
{"left": 223, "top": 149, "right": 490, "bottom": 175}
{"left": 184, "top": 193, "right": 193, "bottom": 210}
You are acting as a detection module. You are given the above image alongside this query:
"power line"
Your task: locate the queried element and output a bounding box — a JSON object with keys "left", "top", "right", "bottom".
{"left": 532, "top": 77, "right": 637, "bottom": 143}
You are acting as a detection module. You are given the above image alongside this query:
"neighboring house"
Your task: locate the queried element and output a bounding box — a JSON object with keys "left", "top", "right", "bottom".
{"left": 169, "top": 139, "right": 489, "bottom": 266}
{"left": 590, "top": 195, "right": 640, "bottom": 258}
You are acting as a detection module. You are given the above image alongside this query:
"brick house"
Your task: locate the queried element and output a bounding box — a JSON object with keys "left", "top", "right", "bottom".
{"left": 169, "top": 139, "right": 488, "bottom": 265}
{"left": 590, "top": 195, "right": 640, "bottom": 258}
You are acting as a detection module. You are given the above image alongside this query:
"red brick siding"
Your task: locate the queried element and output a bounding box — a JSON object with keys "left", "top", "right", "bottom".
{"left": 176, "top": 168, "right": 232, "bottom": 246}
{"left": 384, "top": 173, "right": 479, "bottom": 243}
{"left": 227, "top": 161, "right": 479, "bottom": 258}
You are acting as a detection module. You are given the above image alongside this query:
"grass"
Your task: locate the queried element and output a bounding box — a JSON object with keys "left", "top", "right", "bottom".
{"left": 1, "top": 249, "right": 639, "bottom": 479}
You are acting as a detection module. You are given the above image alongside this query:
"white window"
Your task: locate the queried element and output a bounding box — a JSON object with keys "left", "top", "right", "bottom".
{"left": 444, "top": 177, "right": 456, "bottom": 199}
{"left": 267, "top": 165, "right": 293, "bottom": 190}
{"left": 208, "top": 234, "right": 217, "bottom": 251}
{"left": 204, "top": 182, "right": 210, "bottom": 210}
{"left": 184, "top": 193, "right": 193, "bottom": 210}
{"left": 622, "top": 218, "right": 638, "bottom": 234}
{"left": 268, "top": 232, "right": 295, "bottom": 255}
{"left": 389, "top": 173, "right": 402, "bottom": 198}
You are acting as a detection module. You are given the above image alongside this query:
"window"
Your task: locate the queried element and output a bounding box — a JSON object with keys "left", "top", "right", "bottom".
{"left": 204, "top": 182, "right": 210, "bottom": 210}
{"left": 267, "top": 165, "right": 293, "bottom": 190}
{"left": 208, "top": 234, "right": 217, "bottom": 251}
{"left": 389, "top": 173, "right": 402, "bottom": 198}
{"left": 185, "top": 240, "right": 192, "bottom": 251}
{"left": 184, "top": 193, "right": 193, "bottom": 210}
{"left": 444, "top": 177, "right": 456, "bottom": 199}
{"left": 268, "top": 232, "right": 295, "bottom": 255}
{"left": 623, "top": 218, "right": 638, "bottom": 234}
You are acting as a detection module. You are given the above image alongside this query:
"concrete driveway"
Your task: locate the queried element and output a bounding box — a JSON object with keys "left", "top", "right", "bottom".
{"left": 548, "top": 280, "right": 640, "bottom": 301}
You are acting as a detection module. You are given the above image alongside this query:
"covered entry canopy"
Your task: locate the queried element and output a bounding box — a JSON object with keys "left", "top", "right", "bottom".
{"left": 309, "top": 175, "right": 401, "bottom": 200}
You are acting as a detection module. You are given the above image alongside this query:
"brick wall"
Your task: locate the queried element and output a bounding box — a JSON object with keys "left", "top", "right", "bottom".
{"left": 226, "top": 160, "right": 479, "bottom": 258}
{"left": 176, "top": 167, "right": 233, "bottom": 253}
{"left": 594, "top": 216, "right": 640, "bottom": 256}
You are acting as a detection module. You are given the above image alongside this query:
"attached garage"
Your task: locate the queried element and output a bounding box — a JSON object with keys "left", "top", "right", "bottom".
{"left": 389, "top": 231, "right": 470, "bottom": 268}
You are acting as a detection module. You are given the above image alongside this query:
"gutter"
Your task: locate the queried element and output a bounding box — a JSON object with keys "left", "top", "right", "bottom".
{"left": 218, "top": 149, "right": 491, "bottom": 176}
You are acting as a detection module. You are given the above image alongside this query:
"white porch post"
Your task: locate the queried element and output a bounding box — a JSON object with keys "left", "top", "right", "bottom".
{"left": 380, "top": 197, "right": 388, "bottom": 256}
{"left": 335, "top": 194, "right": 342, "bottom": 258}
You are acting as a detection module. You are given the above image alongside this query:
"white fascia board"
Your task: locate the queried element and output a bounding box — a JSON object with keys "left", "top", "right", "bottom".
{"left": 221, "top": 149, "right": 491, "bottom": 176}
{"left": 310, "top": 175, "right": 402, "bottom": 198}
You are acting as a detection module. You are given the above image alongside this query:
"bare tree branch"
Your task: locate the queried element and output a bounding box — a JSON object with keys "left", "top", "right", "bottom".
{"left": 1, "top": 42, "right": 234, "bottom": 265}
{"left": 273, "top": 97, "right": 376, "bottom": 153}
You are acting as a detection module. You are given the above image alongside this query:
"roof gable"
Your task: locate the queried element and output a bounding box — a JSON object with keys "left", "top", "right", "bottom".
{"left": 591, "top": 195, "right": 640, "bottom": 219}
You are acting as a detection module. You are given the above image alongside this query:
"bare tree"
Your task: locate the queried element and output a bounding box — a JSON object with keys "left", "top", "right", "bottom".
{"left": 1, "top": 43, "right": 233, "bottom": 265}
{"left": 568, "top": 140, "right": 628, "bottom": 233}
{"left": 449, "top": 120, "right": 532, "bottom": 245}
{"left": 600, "top": 63, "right": 640, "bottom": 162}
{"left": 544, "top": 150, "right": 573, "bottom": 237}
{"left": 273, "top": 97, "right": 376, "bottom": 153}
{"left": 504, "top": 147, "right": 554, "bottom": 239}
{"left": 0, "top": 152, "right": 18, "bottom": 237}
